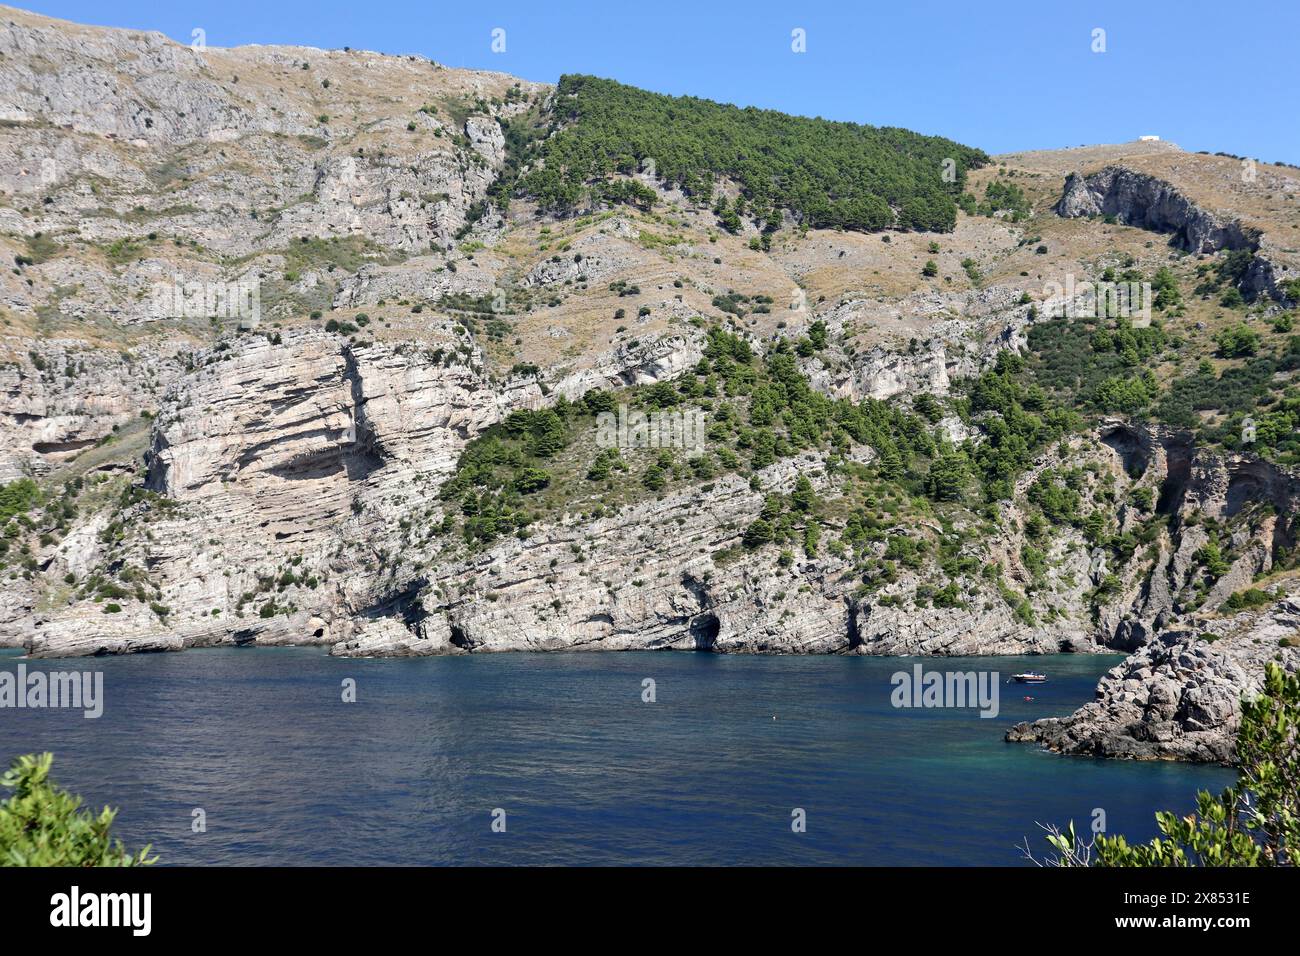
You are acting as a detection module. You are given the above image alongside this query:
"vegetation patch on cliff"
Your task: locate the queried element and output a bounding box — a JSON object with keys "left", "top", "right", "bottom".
{"left": 519, "top": 75, "right": 989, "bottom": 232}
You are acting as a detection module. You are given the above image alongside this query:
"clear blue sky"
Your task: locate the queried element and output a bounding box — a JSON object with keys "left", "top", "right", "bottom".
{"left": 21, "top": 0, "right": 1300, "bottom": 163}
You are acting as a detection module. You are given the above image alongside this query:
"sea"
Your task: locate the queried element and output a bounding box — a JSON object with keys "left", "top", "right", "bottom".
{"left": 0, "top": 647, "right": 1234, "bottom": 865}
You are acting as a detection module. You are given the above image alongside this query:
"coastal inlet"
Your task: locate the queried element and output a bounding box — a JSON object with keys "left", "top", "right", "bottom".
{"left": 0, "top": 648, "right": 1233, "bottom": 865}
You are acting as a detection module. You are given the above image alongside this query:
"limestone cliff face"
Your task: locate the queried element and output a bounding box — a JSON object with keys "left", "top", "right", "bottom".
{"left": 17, "top": 322, "right": 725, "bottom": 657}
{"left": 1091, "top": 422, "right": 1300, "bottom": 634}
{"left": 1056, "top": 167, "right": 1257, "bottom": 254}
{"left": 22, "top": 327, "right": 528, "bottom": 655}
{"left": 17, "top": 315, "right": 1299, "bottom": 677}
{"left": 1056, "top": 166, "right": 1293, "bottom": 307}
{"left": 0, "top": 339, "right": 186, "bottom": 481}
{"left": 0, "top": 6, "right": 540, "bottom": 480}
{"left": 409, "top": 457, "right": 857, "bottom": 657}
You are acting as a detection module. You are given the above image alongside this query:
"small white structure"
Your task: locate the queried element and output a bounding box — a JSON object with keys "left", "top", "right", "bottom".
{"left": 1138, "top": 135, "right": 1161, "bottom": 142}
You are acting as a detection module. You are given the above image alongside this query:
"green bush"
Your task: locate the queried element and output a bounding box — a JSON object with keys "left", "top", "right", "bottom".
{"left": 0, "top": 753, "right": 156, "bottom": 866}
{"left": 1214, "top": 323, "right": 1259, "bottom": 358}
{"left": 1222, "top": 588, "right": 1271, "bottom": 612}
{"left": 743, "top": 518, "right": 774, "bottom": 549}
{"left": 0, "top": 479, "right": 39, "bottom": 524}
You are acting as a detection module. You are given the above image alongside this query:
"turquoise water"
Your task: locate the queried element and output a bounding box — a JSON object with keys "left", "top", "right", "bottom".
{"left": 0, "top": 647, "right": 1234, "bottom": 865}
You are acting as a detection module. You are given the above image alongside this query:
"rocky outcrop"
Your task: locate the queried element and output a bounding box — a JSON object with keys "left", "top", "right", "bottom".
{"left": 1055, "top": 166, "right": 1295, "bottom": 307}
{"left": 1056, "top": 167, "right": 1258, "bottom": 254}
{"left": 0, "top": 339, "right": 187, "bottom": 481}
{"left": 13, "top": 326, "right": 530, "bottom": 655}
{"left": 1008, "top": 592, "right": 1300, "bottom": 763}
{"left": 1096, "top": 422, "right": 1300, "bottom": 647}
{"left": 329, "top": 614, "right": 453, "bottom": 658}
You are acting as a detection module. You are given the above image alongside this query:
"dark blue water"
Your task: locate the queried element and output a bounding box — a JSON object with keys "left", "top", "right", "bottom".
{"left": 0, "top": 648, "right": 1234, "bottom": 865}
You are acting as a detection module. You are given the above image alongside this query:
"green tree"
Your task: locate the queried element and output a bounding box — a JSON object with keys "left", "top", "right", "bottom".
{"left": 807, "top": 320, "right": 828, "bottom": 350}
{"left": 1196, "top": 539, "right": 1231, "bottom": 580}
{"left": 1151, "top": 266, "right": 1182, "bottom": 310}
{"left": 803, "top": 520, "right": 821, "bottom": 557}
{"left": 1214, "top": 323, "right": 1259, "bottom": 358}
{"left": 641, "top": 464, "right": 666, "bottom": 491}
{"left": 791, "top": 474, "right": 818, "bottom": 512}
{"left": 512, "top": 466, "right": 551, "bottom": 494}
{"left": 743, "top": 518, "right": 774, "bottom": 549}
{"left": 0, "top": 478, "right": 39, "bottom": 524}
{"left": 926, "top": 451, "right": 969, "bottom": 501}
{"left": 1, "top": 753, "right": 156, "bottom": 867}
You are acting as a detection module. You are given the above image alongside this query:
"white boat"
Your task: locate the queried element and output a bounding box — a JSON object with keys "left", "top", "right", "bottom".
{"left": 1011, "top": 672, "right": 1048, "bottom": 684}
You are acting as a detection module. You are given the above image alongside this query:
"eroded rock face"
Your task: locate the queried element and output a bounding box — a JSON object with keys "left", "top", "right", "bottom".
{"left": 13, "top": 322, "right": 728, "bottom": 657}
{"left": 20, "top": 336, "right": 1296, "bottom": 677}
{"left": 0, "top": 7, "right": 545, "bottom": 481}
{"left": 1057, "top": 167, "right": 1257, "bottom": 254}
{"left": 342, "top": 455, "right": 860, "bottom": 657}
{"left": 18, "top": 327, "right": 525, "bottom": 655}
{"left": 0, "top": 340, "right": 187, "bottom": 481}
{"left": 329, "top": 614, "right": 452, "bottom": 658}
{"left": 1055, "top": 166, "right": 1293, "bottom": 307}
{"left": 1007, "top": 594, "right": 1300, "bottom": 763}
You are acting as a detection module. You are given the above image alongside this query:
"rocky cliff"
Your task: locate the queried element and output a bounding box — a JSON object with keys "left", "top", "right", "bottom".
{"left": 1008, "top": 592, "right": 1300, "bottom": 763}
{"left": 1056, "top": 166, "right": 1295, "bottom": 307}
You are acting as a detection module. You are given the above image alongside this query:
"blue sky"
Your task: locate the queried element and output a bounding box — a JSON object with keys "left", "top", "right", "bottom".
{"left": 22, "top": 0, "right": 1300, "bottom": 163}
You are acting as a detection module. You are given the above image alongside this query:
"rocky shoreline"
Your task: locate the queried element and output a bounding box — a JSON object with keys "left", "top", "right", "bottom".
{"left": 1007, "top": 592, "right": 1300, "bottom": 764}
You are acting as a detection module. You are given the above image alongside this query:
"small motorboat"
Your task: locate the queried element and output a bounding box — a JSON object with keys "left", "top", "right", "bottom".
{"left": 1011, "top": 672, "right": 1048, "bottom": 684}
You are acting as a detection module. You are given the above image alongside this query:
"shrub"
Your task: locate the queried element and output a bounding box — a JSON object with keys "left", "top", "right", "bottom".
{"left": 743, "top": 518, "right": 774, "bottom": 548}
{"left": 1222, "top": 588, "right": 1271, "bottom": 612}
{"left": 0, "top": 753, "right": 156, "bottom": 866}
{"left": 1214, "top": 323, "right": 1259, "bottom": 358}
{"left": 512, "top": 466, "right": 551, "bottom": 494}
{"left": 1195, "top": 539, "right": 1231, "bottom": 580}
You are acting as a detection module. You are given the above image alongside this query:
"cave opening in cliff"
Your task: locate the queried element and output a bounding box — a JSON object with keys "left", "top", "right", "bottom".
{"left": 448, "top": 623, "right": 472, "bottom": 650}
{"left": 1224, "top": 471, "right": 1269, "bottom": 518}
{"left": 1101, "top": 427, "right": 1149, "bottom": 479}
{"left": 1156, "top": 442, "right": 1193, "bottom": 515}
{"left": 689, "top": 613, "right": 720, "bottom": 651}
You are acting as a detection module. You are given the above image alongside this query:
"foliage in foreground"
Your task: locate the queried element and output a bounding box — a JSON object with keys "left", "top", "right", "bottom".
{"left": 0, "top": 753, "right": 156, "bottom": 867}
{"left": 1027, "top": 662, "right": 1298, "bottom": 866}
